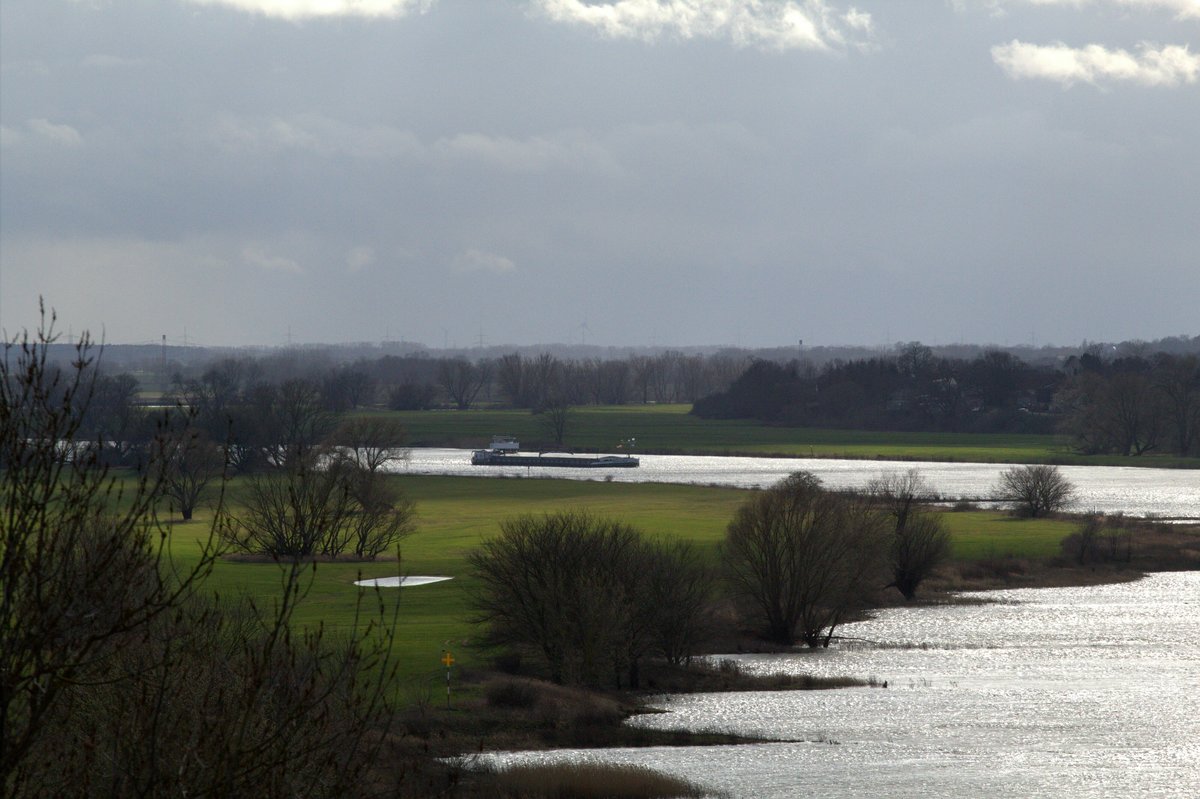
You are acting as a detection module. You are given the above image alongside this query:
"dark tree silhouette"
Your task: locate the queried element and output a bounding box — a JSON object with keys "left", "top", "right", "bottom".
{"left": 723, "top": 473, "right": 888, "bottom": 646}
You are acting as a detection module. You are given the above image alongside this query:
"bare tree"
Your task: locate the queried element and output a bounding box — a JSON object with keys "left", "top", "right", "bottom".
{"left": 589, "top": 359, "right": 631, "bottom": 405}
{"left": 157, "top": 428, "right": 226, "bottom": 521}
{"left": 867, "top": 470, "right": 952, "bottom": 600}
{"left": 331, "top": 415, "right": 409, "bottom": 474}
{"left": 438, "top": 358, "right": 490, "bottom": 410}
{"left": 994, "top": 464, "right": 1076, "bottom": 518}
{"left": 1153, "top": 353, "right": 1200, "bottom": 456}
{"left": 469, "top": 512, "right": 641, "bottom": 685}
{"left": 273, "top": 377, "right": 336, "bottom": 467}
{"left": 386, "top": 381, "right": 437, "bottom": 410}
{"left": 332, "top": 458, "right": 418, "bottom": 559}
{"left": 1061, "top": 514, "right": 1133, "bottom": 565}
{"left": 723, "top": 473, "right": 888, "bottom": 647}
{"left": 630, "top": 355, "right": 658, "bottom": 404}
{"left": 469, "top": 512, "right": 712, "bottom": 688}
{"left": 1, "top": 311, "right": 220, "bottom": 788}
{"left": 643, "top": 540, "right": 716, "bottom": 665}
{"left": 233, "top": 463, "right": 354, "bottom": 558}
{"left": 79, "top": 371, "right": 143, "bottom": 464}
{"left": 535, "top": 397, "right": 573, "bottom": 449}
{"left": 1062, "top": 514, "right": 1104, "bottom": 565}
{"left": 231, "top": 459, "right": 414, "bottom": 559}
{"left": 1059, "top": 368, "right": 1164, "bottom": 456}
{"left": 496, "top": 353, "right": 528, "bottom": 407}
{"left": 320, "top": 365, "right": 377, "bottom": 411}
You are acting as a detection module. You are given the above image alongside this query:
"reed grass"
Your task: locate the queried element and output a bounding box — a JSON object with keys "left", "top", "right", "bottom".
{"left": 477, "top": 762, "right": 720, "bottom": 799}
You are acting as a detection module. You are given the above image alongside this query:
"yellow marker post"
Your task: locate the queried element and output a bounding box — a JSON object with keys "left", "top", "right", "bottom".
{"left": 441, "top": 650, "right": 455, "bottom": 709}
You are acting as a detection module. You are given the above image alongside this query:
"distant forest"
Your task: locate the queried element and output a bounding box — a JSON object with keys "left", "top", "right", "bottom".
{"left": 45, "top": 334, "right": 1200, "bottom": 459}
{"left": 692, "top": 344, "right": 1199, "bottom": 457}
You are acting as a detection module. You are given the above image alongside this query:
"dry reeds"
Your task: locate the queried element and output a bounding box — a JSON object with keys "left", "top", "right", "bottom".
{"left": 483, "top": 762, "right": 719, "bottom": 799}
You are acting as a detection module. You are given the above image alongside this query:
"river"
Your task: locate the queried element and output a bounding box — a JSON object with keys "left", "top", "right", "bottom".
{"left": 396, "top": 448, "right": 1200, "bottom": 520}
{"left": 479, "top": 571, "right": 1200, "bottom": 798}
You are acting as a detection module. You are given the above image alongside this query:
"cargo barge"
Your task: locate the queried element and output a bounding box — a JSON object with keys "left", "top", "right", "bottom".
{"left": 470, "top": 436, "right": 639, "bottom": 468}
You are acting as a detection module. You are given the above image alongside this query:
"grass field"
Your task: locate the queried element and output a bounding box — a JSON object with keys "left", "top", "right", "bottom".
{"left": 374, "top": 404, "right": 1198, "bottom": 468}
{"left": 168, "top": 474, "right": 1085, "bottom": 682}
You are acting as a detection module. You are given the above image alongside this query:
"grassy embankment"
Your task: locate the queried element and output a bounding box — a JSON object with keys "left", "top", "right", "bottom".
{"left": 150, "top": 470, "right": 1200, "bottom": 766}
{"left": 377, "top": 403, "right": 1198, "bottom": 468}
{"left": 166, "top": 474, "right": 1196, "bottom": 684}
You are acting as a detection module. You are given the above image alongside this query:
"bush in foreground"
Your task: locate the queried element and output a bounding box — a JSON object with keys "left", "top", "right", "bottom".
{"left": 1, "top": 313, "right": 405, "bottom": 797}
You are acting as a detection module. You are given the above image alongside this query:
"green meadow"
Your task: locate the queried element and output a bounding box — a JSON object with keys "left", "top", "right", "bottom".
{"left": 377, "top": 404, "right": 1197, "bottom": 467}
{"left": 169, "top": 474, "right": 1081, "bottom": 682}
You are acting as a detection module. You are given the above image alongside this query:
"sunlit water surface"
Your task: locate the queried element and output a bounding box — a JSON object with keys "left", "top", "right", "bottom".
{"left": 397, "top": 449, "right": 1200, "bottom": 520}
{"left": 480, "top": 573, "right": 1200, "bottom": 798}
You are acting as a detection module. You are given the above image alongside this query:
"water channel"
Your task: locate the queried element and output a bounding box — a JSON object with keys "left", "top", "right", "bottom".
{"left": 480, "top": 572, "right": 1200, "bottom": 798}
{"left": 397, "top": 448, "right": 1200, "bottom": 520}
{"left": 406, "top": 449, "right": 1199, "bottom": 793}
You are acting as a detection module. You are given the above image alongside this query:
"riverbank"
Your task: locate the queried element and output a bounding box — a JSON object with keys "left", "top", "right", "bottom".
{"left": 387, "top": 519, "right": 1200, "bottom": 768}
{"left": 179, "top": 475, "right": 1197, "bottom": 682}
{"left": 380, "top": 405, "right": 1199, "bottom": 468}
{"left": 391, "top": 661, "right": 877, "bottom": 761}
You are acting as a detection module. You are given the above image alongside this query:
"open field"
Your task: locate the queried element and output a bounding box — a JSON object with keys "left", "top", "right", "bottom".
{"left": 167, "top": 474, "right": 1115, "bottom": 682}
{"left": 375, "top": 404, "right": 1198, "bottom": 468}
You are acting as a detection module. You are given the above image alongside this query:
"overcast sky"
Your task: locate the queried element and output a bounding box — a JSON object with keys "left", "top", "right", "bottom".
{"left": 1, "top": 0, "right": 1197, "bottom": 349}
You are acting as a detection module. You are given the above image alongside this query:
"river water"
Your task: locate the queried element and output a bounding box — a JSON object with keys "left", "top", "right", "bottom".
{"left": 397, "top": 448, "right": 1200, "bottom": 520}
{"left": 481, "top": 572, "right": 1200, "bottom": 798}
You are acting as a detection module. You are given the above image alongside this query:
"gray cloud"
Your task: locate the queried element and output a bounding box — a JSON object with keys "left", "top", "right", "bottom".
{"left": 1, "top": 0, "right": 1197, "bottom": 347}
{"left": 27, "top": 118, "right": 84, "bottom": 147}
{"left": 345, "top": 245, "right": 376, "bottom": 272}
{"left": 81, "top": 53, "right": 149, "bottom": 69}
{"left": 451, "top": 249, "right": 517, "bottom": 275}
{"left": 241, "top": 244, "right": 304, "bottom": 274}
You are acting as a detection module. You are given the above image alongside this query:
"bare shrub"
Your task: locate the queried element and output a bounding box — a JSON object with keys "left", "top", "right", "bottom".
{"left": 484, "top": 679, "right": 539, "bottom": 709}
{"left": 1062, "top": 515, "right": 1104, "bottom": 565}
{"left": 469, "top": 512, "right": 714, "bottom": 688}
{"left": 484, "top": 762, "right": 717, "bottom": 799}
{"left": 2, "top": 309, "right": 406, "bottom": 797}
{"left": 1062, "top": 514, "right": 1133, "bottom": 565}
{"left": 229, "top": 459, "right": 415, "bottom": 559}
{"left": 330, "top": 415, "right": 410, "bottom": 474}
{"left": 867, "top": 470, "right": 952, "bottom": 600}
{"left": 993, "top": 464, "right": 1076, "bottom": 518}
{"left": 1, "top": 312, "right": 219, "bottom": 789}
{"left": 23, "top": 570, "right": 400, "bottom": 797}
{"left": 154, "top": 424, "right": 226, "bottom": 520}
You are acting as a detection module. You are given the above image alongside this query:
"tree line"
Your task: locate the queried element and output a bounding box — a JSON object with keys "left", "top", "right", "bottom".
{"left": 15, "top": 329, "right": 418, "bottom": 559}
{"left": 67, "top": 337, "right": 1199, "bottom": 458}
{"left": 1055, "top": 351, "right": 1200, "bottom": 457}
{"left": 161, "top": 348, "right": 751, "bottom": 413}
{"left": 692, "top": 344, "right": 1200, "bottom": 456}
{"left": 52, "top": 348, "right": 752, "bottom": 472}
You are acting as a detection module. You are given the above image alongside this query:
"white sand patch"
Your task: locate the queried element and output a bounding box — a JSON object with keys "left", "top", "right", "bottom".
{"left": 354, "top": 575, "right": 453, "bottom": 588}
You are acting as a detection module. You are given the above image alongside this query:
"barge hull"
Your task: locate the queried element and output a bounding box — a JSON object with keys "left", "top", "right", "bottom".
{"left": 471, "top": 452, "right": 639, "bottom": 468}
